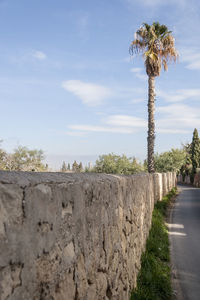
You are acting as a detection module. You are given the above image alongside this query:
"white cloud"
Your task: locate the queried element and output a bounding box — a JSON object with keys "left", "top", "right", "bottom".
{"left": 62, "top": 80, "right": 112, "bottom": 106}
{"left": 158, "top": 117, "right": 200, "bottom": 129}
{"left": 135, "top": 73, "right": 147, "bottom": 81}
{"left": 187, "top": 61, "right": 200, "bottom": 70}
{"left": 180, "top": 47, "right": 200, "bottom": 70}
{"left": 122, "top": 56, "right": 132, "bottom": 63}
{"left": 67, "top": 102, "right": 200, "bottom": 137}
{"left": 105, "top": 115, "right": 147, "bottom": 127}
{"left": 67, "top": 114, "right": 147, "bottom": 136}
{"left": 33, "top": 51, "right": 47, "bottom": 60}
{"left": 67, "top": 111, "right": 147, "bottom": 137}
{"left": 157, "top": 128, "right": 190, "bottom": 134}
{"left": 157, "top": 103, "right": 196, "bottom": 117}
{"left": 131, "top": 98, "right": 145, "bottom": 104}
{"left": 69, "top": 125, "right": 133, "bottom": 134}
{"left": 157, "top": 89, "right": 200, "bottom": 102}
{"left": 130, "top": 67, "right": 143, "bottom": 73}
{"left": 113, "top": 86, "right": 146, "bottom": 100}
{"left": 95, "top": 112, "right": 106, "bottom": 116}
{"left": 130, "top": 67, "right": 147, "bottom": 81}
{"left": 66, "top": 131, "right": 87, "bottom": 137}
{"left": 157, "top": 104, "right": 200, "bottom": 130}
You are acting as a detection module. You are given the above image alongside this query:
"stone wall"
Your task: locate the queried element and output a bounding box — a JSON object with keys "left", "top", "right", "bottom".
{"left": 0, "top": 171, "right": 176, "bottom": 300}
{"left": 177, "top": 174, "right": 190, "bottom": 184}
{"left": 178, "top": 172, "right": 200, "bottom": 187}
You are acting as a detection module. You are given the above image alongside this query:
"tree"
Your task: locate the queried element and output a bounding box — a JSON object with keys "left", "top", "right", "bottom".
{"left": 11, "top": 146, "right": 47, "bottom": 171}
{"left": 0, "top": 142, "right": 47, "bottom": 172}
{"left": 72, "top": 160, "right": 79, "bottom": 172}
{"left": 0, "top": 140, "right": 8, "bottom": 170}
{"left": 130, "top": 22, "right": 178, "bottom": 173}
{"left": 61, "top": 161, "right": 67, "bottom": 172}
{"left": 94, "top": 153, "right": 144, "bottom": 174}
{"left": 154, "top": 148, "right": 186, "bottom": 173}
{"left": 79, "top": 162, "right": 83, "bottom": 172}
{"left": 180, "top": 142, "right": 192, "bottom": 180}
{"left": 191, "top": 128, "right": 200, "bottom": 174}
{"left": 67, "top": 163, "right": 71, "bottom": 171}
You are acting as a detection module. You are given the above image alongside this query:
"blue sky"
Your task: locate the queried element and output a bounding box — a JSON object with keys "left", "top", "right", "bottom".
{"left": 1, "top": 0, "right": 200, "bottom": 169}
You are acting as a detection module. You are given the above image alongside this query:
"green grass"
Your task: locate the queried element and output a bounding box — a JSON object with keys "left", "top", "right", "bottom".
{"left": 130, "top": 187, "right": 177, "bottom": 300}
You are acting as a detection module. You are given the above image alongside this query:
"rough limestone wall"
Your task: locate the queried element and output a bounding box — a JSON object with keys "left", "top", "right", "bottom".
{"left": 0, "top": 171, "right": 176, "bottom": 300}
{"left": 172, "top": 172, "right": 177, "bottom": 189}
{"left": 177, "top": 174, "right": 184, "bottom": 183}
{"left": 194, "top": 173, "right": 200, "bottom": 187}
{"left": 153, "top": 173, "right": 163, "bottom": 202}
{"left": 178, "top": 172, "right": 200, "bottom": 187}
{"left": 162, "top": 173, "right": 168, "bottom": 196}
{"left": 177, "top": 174, "right": 190, "bottom": 185}
{"left": 184, "top": 175, "right": 190, "bottom": 184}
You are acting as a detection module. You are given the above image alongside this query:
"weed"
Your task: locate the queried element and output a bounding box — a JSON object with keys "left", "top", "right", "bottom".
{"left": 130, "top": 187, "right": 177, "bottom": 300}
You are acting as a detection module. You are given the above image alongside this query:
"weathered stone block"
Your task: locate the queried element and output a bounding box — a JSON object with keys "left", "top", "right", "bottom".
{"left": 0, "top": 171, "right": 176, "bottom": 300}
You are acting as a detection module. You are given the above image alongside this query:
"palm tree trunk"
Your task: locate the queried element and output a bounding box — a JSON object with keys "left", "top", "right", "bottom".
{"left": 147, "top": 75, "right": 155, "bottom": 173}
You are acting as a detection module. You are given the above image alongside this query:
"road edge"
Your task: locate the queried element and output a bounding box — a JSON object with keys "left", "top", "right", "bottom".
{"left": 167, "top": 186, "right": 184, "bottom": 300}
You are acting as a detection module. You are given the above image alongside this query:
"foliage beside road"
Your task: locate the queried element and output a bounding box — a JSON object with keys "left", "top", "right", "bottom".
{"left": 0, "top": 142, "right": 47, "bottom": 171}
{"left": 154, "top": 148, "right": 186, "bottom": 173}
{"left": 94, "top": 153, "right": 144, "bottom": 174}
{"left": 131, "top": 188, "right": 177, "bottom": 300}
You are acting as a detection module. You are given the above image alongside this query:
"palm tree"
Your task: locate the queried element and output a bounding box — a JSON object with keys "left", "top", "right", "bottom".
{"left": 130, "top": 22, "right": 178, "bottom": 173}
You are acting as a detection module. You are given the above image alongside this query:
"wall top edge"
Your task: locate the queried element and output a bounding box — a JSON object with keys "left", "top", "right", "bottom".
{"left": 0, "top": 171, "right": 175, "bottom": 187}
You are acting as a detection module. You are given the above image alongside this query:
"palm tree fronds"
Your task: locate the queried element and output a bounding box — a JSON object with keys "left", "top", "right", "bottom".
{"left": 129, "top": 39, "right": 146, "bottom": 54}
{"left": 162, "top": 59, "right": 168, "bottom": 71}
{"left": 143, "top": 22, "right": 151, "bottom": 31}
{"left": 130, "top": 22, "right": 178, "bottom": 77}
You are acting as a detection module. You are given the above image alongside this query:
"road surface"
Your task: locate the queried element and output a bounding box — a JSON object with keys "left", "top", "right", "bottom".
{"left": 169, "top": 184, "right": 200, "bottom": 300}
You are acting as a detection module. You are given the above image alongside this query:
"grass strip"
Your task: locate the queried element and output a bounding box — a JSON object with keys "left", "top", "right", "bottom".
{"left": 130, "top": 187, "right": 177, "bottom": 300}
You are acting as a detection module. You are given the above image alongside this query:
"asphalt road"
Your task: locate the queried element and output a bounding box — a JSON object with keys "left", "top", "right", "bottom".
{"left": 169, "top": 184, "right": 200, "bottom": 300}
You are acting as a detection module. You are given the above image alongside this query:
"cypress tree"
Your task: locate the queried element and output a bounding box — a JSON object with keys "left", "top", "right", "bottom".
{"left": 191, "top": 128, "right": 200, "bottom": 174}
{"left": 72, "top": 160, "right": 79, "bottom": 172}
{"left": 79, "top": 162, "right": 83, "bottom": 172}
{"left": 61, "top": 161, "right": 67, "bottom": 172}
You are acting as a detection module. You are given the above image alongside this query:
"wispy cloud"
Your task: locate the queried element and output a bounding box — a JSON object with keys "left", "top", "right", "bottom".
{"left": 130, "top": 67, "right": 142, "bottom": 73}
{"left": 157, "top": 104, "right": 200, "bottom": 129}
{"left": 106, "top": 112, "right": 192, "bottom": 134}
{"left": 62, "top": 80, "right": 112, "bottom": 106}
{"left": 157, "top": 128, "right": 190, "bottom": 134}
{"left": 69, "top": 125, "right": 133, "bottom": 134}
{"left": 157, "top": 89, "right": 200, "bottom": 102}
{"left": 180, "top": 47, "right": 200, "bottom": 70}
{"left": 157, "top": 104, "right": 197, "bottom": 117}
{"left": 65, "top": 131, "right": 87, "bottom": 137}
{"left": 131, "top": 98, "right": 145, "bottom": 104}
{"left": 8, "top": 49, "right": 47, "bottom": 65}
{"left": 112, "top": 86, "right": 146, "bottom": 100}
{"left": 105, "top": 115, "right": 147, "bottom": 127}
{"left": 68, "top": 102, "right": 200, "bottom": 136}
{"left": 122, "top": 56, "right": 132, "bottom": 63}
{"left": 130, "top": 67, "right": 147, "bottom": 81}
{"left": 67, "top": 114, "right": 147, "bottom": 135}
{"left": 33, "top": 50, "right": 47, "bottom": 60}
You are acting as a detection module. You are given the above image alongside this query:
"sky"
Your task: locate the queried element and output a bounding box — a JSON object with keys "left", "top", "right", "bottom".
{"left": 1, "top": 0, "right": 200, "bottom": 169}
